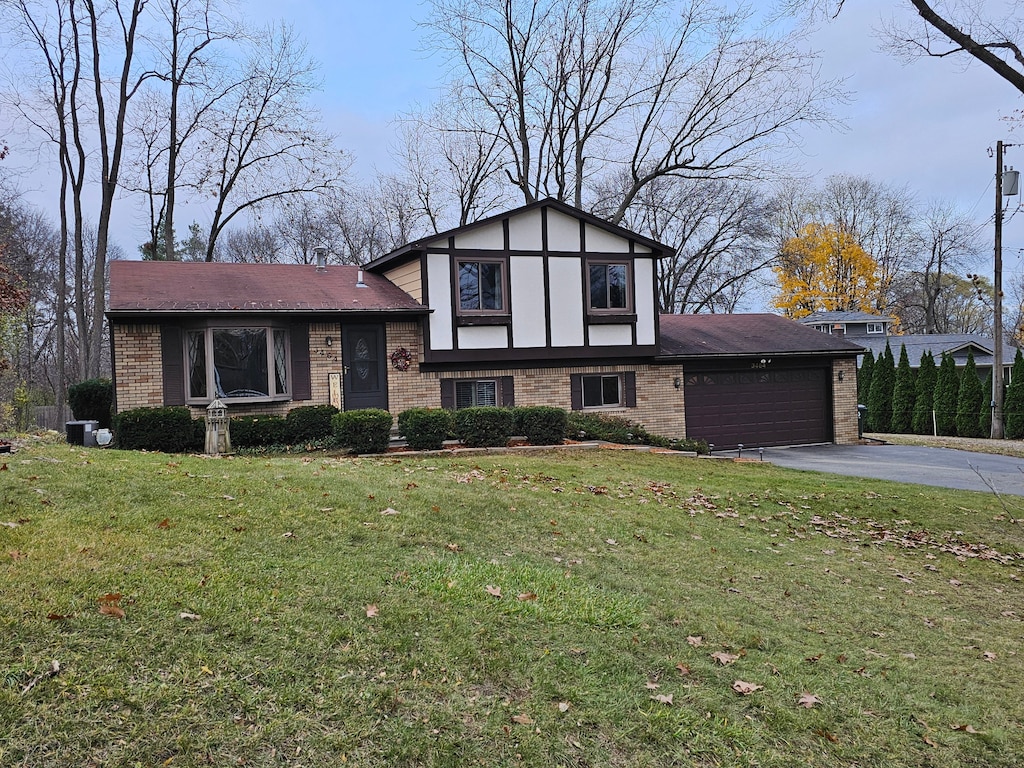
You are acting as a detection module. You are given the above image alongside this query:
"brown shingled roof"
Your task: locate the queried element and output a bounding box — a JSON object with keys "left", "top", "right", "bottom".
{"left": 108, "top": 261, "right": 427, "bottom": 316}
{"left": 659, "top": 313, "right": 864, "bottom": 358}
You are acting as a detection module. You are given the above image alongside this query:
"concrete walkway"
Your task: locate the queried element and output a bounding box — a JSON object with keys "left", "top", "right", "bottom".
{"left": 757, "top": 443, "right": 1024, "bottom": 497}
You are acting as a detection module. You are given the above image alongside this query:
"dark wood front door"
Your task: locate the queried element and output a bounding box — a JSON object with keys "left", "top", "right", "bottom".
{"left": 342, "top": 324, "right": 388, "bottom": 411}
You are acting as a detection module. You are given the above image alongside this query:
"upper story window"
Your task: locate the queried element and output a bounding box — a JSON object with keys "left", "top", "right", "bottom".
{"left": 187, "top": 326, "right": 290, "bottom": 403}
{"left": 588, "top": 261, "right": 632, "bottom": 313}
{"left": 457, "top": 258, "right": 506, "bottom": 314}
{"left": 866, "top": 322, "right": 885, "bottom": 334}
{"left": 813, "top": 324, "right": 832, "bottom": 334}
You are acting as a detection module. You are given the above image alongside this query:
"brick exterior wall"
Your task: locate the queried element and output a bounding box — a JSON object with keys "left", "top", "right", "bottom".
{"left": 112, "top": 324, "right": 164, "bottom": 412}
{"left": 832, "top": 357, "right": 860, "bottom": 445}
{"left": 113, "top": 318, "right": 848, "bottom": 446}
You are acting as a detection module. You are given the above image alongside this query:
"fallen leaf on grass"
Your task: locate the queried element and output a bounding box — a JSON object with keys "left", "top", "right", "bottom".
{"left": 99, "top": 604, "right": 125, "bottom": 620}
{"left": 686, "top": 635, "right": 703, "bottom": 648}
{"left": 797, "top": 692, "right": 821, "bottom": 708}
{"left": 732, "top": 680, "right": 762, "bottom": 695}
{"left": 485, "top": 585, "right": 502, "bottom": 598}
{"left": 365, "top": 604, "right": 379, "bottom": 618}
{"left": 711, "top": 652, "right": 739, "bottom": 666}
{"left": 557, "top": 701, "right": 571, "bottom": 713}
{"left": 676, "top": 663, "right": 691, "bottom": 676}
{"left": 179, "top": 612, "right": 201, "bottom": 621}
{"left": 8, "top": 550, "right": 25, "bottom": 560}
{"left": 951, "top": 724, "right": 981, "bottom": 734}
{"left": 517, "top": 592, "right": 537, "bottom": 601}
{"left": 47, "top": 613, "right": 70, "bottom": 621}
{"left": 651, "top": 693, "right": 673, "bottom": 705}
{"left": 380, "top": 507, "right": 400, "bottom": 516}
{"left": 157, "top": 518, "right": 170, "bottom": 529}
{"left": 645, "top": 681, "right": 660, "bottom": 690}
{"left": 814, "top": 729, "right": 839, "bottom": 743}
{"left": 982, "top": 651, "right": 996, "bottom": 662}
{"left": 445, "top": 543, "right": 462, "bottom": 552}
{"left": 923, "top": 735, "right": 938, "bottom": 747}
{"left": 511, "top": 713, "right": 534, "bottom": 725}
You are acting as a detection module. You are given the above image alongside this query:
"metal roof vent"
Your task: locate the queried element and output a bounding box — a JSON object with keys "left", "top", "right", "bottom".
{"left": 314, "top": 246, "right": 328, "bottom": 272}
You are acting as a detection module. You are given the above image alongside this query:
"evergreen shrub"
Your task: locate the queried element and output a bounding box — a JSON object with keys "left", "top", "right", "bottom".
{"left": 286, "top": 405, "right": 339, "bottom": 443}
{"left": 514, "top": 406, "right": 567, "bottom": 446}
{"left": 398, "top": 408, "right": 453, "bottom": 450}
{"left": 68, "top": 378, "right": 114, "bottom": 428}
{"left": 333, "top": 409, "right": 393, "bottom": 454}
{"left": 453, "top": 407, "right": 515, "bottom": 448}
{"left": 114, "top": 406, "right": 199, "bottom": 452}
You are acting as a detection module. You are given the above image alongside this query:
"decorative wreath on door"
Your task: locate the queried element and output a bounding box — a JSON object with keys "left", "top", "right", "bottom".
{"left": 390, "top": 347, "right": 413, "bottom": 371}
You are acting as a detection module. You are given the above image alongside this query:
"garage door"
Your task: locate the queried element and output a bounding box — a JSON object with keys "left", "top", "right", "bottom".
{"left": 684, "top": 368, "right": 831, "bottom": 450}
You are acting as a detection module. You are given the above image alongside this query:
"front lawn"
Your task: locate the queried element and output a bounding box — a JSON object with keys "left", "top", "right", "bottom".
{"left": 2, "top": 440, "right": 1022, "bottom": 766}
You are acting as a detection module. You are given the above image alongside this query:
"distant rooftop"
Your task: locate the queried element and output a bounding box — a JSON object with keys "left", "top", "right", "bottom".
{"left": 800, "top": 311, "right": 895, "bottom": 325}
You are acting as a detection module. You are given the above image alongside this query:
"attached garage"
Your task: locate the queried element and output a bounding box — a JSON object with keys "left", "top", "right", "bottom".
{"left": 659, "top": 314, "right": 863, "bottom": 450}
{"left": 683, "top": 364, "right": 831, "bottom": 449}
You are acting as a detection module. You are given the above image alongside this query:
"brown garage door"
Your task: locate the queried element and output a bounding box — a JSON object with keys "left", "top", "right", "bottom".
{"left": 684, "top": 368, "right": 831, "bottom": 450}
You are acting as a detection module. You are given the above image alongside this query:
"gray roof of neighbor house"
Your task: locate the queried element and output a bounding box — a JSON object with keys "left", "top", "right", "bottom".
{"left": 800, "top": 311, "right": 895, "bottom": 325}
{"left": 858, "top": 334, "right": 1018, "bottom": 368}
{"left": 107, "top": 261, "right": 429, "bottom": 317}
{"left": 658, "top": 313, "right": 864, "bottom": 358}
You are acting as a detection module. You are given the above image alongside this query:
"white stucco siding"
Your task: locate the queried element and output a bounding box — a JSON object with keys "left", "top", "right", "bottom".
{"left": 510, "top": 256, "right": 547, "bottom": 347}
{"left": 427, "top": 252, "right": 454, "bottom": 350}
{"left": 508, "top": 209, "right": 543, "bottom": 251}
{"left": 454, "top": 221, "right": 505, "bottom": 249}
{"left": 589, "top": 324, "right": 633, "bottom": 346}
{"left": 585, "top": 223, "right": 630, "bottom": 253}
{"left": 458, "top": 325, "right": 509, "bottom": 349}
{"left": 634, "top": 243, "right": 652, "bottom": 253}
{"left": 547, "top": 209, "right": 581, "bottom": 252}
{"left": 548, "top": 257, "right": 584, "bottom": 346}
{"left": 633, "top": 258, "right": 656, "bottom": 345}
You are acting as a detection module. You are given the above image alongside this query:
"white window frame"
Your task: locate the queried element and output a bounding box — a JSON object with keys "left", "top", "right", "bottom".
{"left": 866, "top": 322, "right": 885, "bottom": 335}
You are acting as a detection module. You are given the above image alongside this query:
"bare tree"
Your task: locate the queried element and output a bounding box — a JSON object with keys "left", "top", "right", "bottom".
{"left": 608, "top": 175, "right": 775, "bottom": 313}
{"left": 425, "top": 0, "right": 843, "bottom": 225}
{"left": 190, "top": 23, "right": 349, "bottom": 261}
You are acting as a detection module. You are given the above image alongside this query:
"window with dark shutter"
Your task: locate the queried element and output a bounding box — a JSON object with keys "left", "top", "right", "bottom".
{"left": 290, "top": 324, "right": 311, "bottom": 401}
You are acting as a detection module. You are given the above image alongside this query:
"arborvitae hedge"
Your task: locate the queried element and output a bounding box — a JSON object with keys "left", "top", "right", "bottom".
{"left": 1005, "top": 350, "right": 1024, "bottom": 439}
{"left": 867, "top": 343, "right": 894, "bottom": 432}
{"left": 911, "top": 351, "right": 937, "bottom": 435}
{"left": 857, "top": 349, "right": 874, "bottom": 405}
{"left": 934, "top": 352, "right": 959, "bottom": 435}
{"left": 890, "top": 345, "right": 915, "bottom": 434}
{"left": 955, "top": 351, "right": 984, "bottom": 438}
{"left": 979, "top": 370, "right": 993, "bottom": 438}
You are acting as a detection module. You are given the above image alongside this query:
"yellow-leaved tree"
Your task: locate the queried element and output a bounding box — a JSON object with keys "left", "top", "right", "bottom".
{"left": 772, "top": 223, "right": 879, "bottom": 318}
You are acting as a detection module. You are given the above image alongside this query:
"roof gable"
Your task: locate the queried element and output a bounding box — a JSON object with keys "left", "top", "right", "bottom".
{"left": 366, "top": 198, "right": 671, "bottom": 272}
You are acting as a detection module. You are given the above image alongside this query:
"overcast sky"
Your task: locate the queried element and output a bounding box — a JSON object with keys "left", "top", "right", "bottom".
{"left": 5, "top": 0, "right": 1023, "bottom": 278}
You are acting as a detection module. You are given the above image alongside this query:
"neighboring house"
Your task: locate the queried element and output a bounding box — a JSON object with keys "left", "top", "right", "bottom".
{"left": 798, "top": 311, "right": 1016, "bottom": 381}
{"left": 108, "top": 198, "right": 863, "bottom": 450}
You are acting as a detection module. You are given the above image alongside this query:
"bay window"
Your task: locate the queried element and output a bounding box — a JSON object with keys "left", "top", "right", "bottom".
{"left": 186, "top": 325, "right": 290, "bottom": 402}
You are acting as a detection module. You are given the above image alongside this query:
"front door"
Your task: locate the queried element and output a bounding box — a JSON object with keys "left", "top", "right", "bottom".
{"left": 342, "top": 324, "right": 388, "bottom": 411}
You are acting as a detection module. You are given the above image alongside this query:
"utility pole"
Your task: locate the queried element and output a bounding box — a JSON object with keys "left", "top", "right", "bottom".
{"left": 993, "top": 140, "right": 1006, "bottom": 439}
{"left": 992, "top": 141, "right": 1020, "bottom": 439}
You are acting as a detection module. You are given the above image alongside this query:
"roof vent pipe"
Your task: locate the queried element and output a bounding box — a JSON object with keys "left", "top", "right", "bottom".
{"left": 314, "top": 246, "right": 328, "bottom": 271}
{"left": 356, "top": 268, "right": 367, "bottom": 288}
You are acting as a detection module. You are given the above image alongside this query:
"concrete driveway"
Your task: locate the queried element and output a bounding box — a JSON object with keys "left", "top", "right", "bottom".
{"left": 757, "top": 443, "right": 1024, "bottom": 497}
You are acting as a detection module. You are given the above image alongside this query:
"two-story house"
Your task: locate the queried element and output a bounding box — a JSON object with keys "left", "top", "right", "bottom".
{"left": 108, "top": 199, "right": 863, "bottom": 449}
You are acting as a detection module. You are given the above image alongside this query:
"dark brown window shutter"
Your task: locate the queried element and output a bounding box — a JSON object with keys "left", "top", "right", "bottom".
{"left": 500, "top": 376, "right": 515, "bottom": 407}
{"left": 290, "top": 323, "right": 311, "bottom": 401}
{"left": 161, "top": 325, "right": 185, "bottom": 406}
{"left": 570, "top": 373, "right": 583, "bottom": 410}
{"left": 440, "top": 378, "right": 455, "bottom": 409}
{"left": 624, "top": 371, "right": 637, "bottom": 407}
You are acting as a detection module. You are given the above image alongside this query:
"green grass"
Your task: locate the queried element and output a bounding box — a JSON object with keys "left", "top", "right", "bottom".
{"left": 2, "top": 439, "right": 1023, "bottom": 766}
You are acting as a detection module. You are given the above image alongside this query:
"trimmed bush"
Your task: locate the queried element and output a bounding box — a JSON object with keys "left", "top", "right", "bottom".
{"left": 453, "top": 407, "right": 515, "bottom": 448}
{"left": 567, "top": 412, "right": 641, "bottom": 444}
{"left": 514, "top": 406, "right": 567, "bottom": 446}
{"left": 114, "top": 406, "right": 199, "bottom": 452}
{"left": 398, "top": 408, "right": 452, "bottom": 450}
{"left": 333, "top": 409, "right": 393, "bottom": 454}
{"left": 286, "top": 405, "right": 339, "bottom": 443}
{"left": 230, "top": 415, "right": 289, "bottom": 448}
{"left": 68, "top": 378, "right": 114, "bottom": 428}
